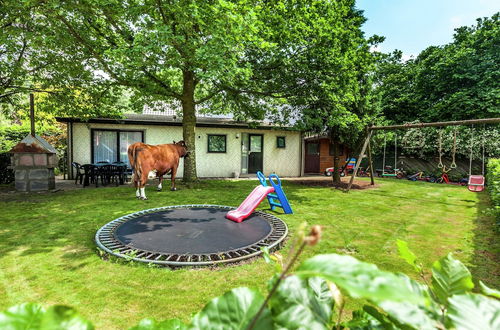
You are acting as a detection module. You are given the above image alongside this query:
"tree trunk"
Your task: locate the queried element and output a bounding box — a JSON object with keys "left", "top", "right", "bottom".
{"left": 181, "top": 70, "right": 198, "bottom": 182}
{"left": 332, "top": 139, "right": 341, "bottom": 184}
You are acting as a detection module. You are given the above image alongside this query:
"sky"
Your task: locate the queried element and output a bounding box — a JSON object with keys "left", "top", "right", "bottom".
{"left": 356, "top": 0, "right": 499, "bottom": 60}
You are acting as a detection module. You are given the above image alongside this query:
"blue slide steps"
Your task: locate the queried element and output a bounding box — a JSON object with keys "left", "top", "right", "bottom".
{"left": 256, "top": 171, "right": 293, "bottom": 214}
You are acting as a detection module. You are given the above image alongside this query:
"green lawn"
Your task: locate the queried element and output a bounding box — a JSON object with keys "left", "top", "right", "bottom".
{"left": 0, "top": 178, "right": 498, "bottom": 329}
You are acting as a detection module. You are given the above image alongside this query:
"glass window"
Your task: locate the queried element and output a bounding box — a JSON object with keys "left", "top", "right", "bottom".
{"left": 93, "top": 131, "right": 117, "bottom": 163}
{"left": 250, "top": 135, "right": 262, "bottom": 152}
{"left": 276, "top": 136, "right": 286, "bottom": 148}
{"left": 208, "top": 134, "right": 226, "bottom": 153}
{"left": 93, "top": 130, "right": 143, "bottom": 165}
{"left": 307, "top": 142, "right": 319, "bottom": 155}
{"left": 329, "top": 142, "right": 344, "bottom": 156}
{"left": 120, "top": 131, "right": 143, "bottom": 166}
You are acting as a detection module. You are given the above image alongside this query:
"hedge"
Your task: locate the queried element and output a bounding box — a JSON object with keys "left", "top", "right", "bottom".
{"left": 0, "top": 125, "right": 66, "bottom": 181}
{"left": 0, "top": 153, "right": 14, "bottom": 184}
{"left": 486, "top": 158, "right": 500, "bottom": 222}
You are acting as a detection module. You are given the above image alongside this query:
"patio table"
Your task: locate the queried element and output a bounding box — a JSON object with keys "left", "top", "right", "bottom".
{"left": 82, "top": 163, "right": 128, "bottom": 187}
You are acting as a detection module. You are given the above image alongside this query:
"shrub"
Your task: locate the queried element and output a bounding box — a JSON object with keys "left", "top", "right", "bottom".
{"left": 0, "top": 125, "right": 67, "bottom": 177}
{"left": 487, "top": 158, "right": 500, "bottom": 222}
{"left": 0, "top": 153, "right": 14, "bottom": 184}
{"left": 1, "top": 226, "right": 499, "bottom": 329}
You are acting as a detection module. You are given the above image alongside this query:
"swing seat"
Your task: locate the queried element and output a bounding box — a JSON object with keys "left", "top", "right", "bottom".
{"left": 468, "top": 175, "right": 485, "bottom": 192}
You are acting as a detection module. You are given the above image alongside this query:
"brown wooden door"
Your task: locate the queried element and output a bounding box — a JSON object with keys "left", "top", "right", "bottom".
{"left": 305, "top": 141, "right": 320, "bottom": 173}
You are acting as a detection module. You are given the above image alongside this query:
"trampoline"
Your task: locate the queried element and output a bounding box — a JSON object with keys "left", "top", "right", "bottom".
{"left": 95, "top": 205, "right": 288, "bottom": 267}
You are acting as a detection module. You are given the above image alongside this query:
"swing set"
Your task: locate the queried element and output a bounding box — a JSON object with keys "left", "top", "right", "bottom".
{"left": 346, "top": 117, "right": 500, "bottom": 193}
{"left": 467, "top": 125, "right": 486, "bottom": 192}
{"left": 378, "top": 134, "right": 405, "bottom": 178}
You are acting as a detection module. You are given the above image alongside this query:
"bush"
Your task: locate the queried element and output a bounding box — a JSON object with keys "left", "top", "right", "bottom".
{"left": 0, "top": 125, "right": 67, "bottom": 176}
{"left": 0, "top": 153, "right": 14, "bottom": 184}
{"left": 487, "top": 158, "right": 500, "bottom": 222}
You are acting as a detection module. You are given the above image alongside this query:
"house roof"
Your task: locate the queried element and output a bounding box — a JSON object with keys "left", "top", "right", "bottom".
{"left": 56, "top": 113, "right": 298, "bottom": 131}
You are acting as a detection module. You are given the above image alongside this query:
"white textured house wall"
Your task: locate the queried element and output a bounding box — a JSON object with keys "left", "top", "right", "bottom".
{"left": 195, "top": 127, "right": 301, "bottom": 177}
{"left": 71, "top": 123, "right": 301, "bottom": 177}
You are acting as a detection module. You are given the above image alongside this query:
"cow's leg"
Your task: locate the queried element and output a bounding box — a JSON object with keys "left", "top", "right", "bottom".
{"left": 139, "top": 171, "right": 148, "bottom": 200}
{"left": 157, "top": 175, "right": 163, "bottom": 191}
{"left": 170, "top": 167, "right": 178, "bottom": 191}
{"left": 132, "top": 173, "right": 141, "bottom": 199}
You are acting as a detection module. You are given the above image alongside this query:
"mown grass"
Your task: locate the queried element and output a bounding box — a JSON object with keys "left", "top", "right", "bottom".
{"left": 0, "top": 178, "right": 498, "bottom": 329}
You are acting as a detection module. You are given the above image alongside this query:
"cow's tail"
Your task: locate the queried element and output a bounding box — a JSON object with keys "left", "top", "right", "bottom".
{"left": 129, "top": 145, "right": 143, "bottom": 185}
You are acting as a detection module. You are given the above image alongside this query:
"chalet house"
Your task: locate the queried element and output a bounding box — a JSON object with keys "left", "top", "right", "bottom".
{"left": 57, "top": 113, "right": 304, "bottom": 179}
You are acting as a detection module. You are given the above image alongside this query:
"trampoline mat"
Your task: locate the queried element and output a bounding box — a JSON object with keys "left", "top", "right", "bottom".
{"left": 113, "top": 207, "right": 272, "bottom": 254}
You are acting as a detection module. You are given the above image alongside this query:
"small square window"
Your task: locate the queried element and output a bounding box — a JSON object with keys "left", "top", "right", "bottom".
{"left": 208, "top": 134, "right": 226, "bottom": 153}
{"left": 277, "top": 136, "right": 286, "bottom": 148}
{"left": 329, "top": 142, "right": 343, "bottom": 156}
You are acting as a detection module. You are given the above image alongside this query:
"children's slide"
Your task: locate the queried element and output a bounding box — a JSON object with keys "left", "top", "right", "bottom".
{"left": 226, "top": 185, "right": 275, "bottom": 223}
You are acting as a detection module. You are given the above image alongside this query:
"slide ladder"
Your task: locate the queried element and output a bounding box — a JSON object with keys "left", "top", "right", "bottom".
{"left": 257, "top": 171, "right": 293, "bottom": 214}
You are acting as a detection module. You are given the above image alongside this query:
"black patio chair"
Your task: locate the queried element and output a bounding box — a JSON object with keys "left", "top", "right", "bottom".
{"left": 112, "top": 162, "right": 129, "bottom": 184}
{"left": 72, "top": 162, "right": 85, "bottom": 184}
{"left": 81, "top": 164, "right": 97, "bottom": 187}
{"left": 94, "top": 164, "right": 112, "bottom": 187}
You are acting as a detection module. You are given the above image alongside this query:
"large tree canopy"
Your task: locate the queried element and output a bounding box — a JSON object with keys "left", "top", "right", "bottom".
{"left": 376, "top": 13, "right": 500, "bottom": 124}
{"left": 244, "top": 0, "right": 381, "bottom": 183}
{"left": 3, "top": 0, "right": 376, "bottom": 182}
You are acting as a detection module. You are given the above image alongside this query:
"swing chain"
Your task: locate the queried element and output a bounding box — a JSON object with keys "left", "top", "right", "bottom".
{"left": 437, "top": 130, "right": 444, "bottom": 168}
{"left": 481, "top": 127, "right": 485, "bottom": 176}
{"left": 469, "top": 125, "right": 474, "bottom": 176}
{"left": 382, "top": 134, "right": 387, "bottom": 175}
{"left": 450, "top": 129, "right": 457, "bottom": 169}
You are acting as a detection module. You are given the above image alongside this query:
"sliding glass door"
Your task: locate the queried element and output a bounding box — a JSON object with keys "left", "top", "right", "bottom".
{"left": 92, "top": 129, "right": 143, "bottom": 166}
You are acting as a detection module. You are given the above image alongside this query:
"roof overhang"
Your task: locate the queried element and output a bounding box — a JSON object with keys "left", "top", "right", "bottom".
{"left": 56, "top": 114, "right": 299, "bottom": 131}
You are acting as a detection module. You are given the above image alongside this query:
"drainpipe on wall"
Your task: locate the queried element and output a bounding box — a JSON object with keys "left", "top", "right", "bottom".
{"left": 300, "top": 131, "right": 305, "bottom": 177}
{"left": 69, "top": 122, "right": 74, "bottom": 180}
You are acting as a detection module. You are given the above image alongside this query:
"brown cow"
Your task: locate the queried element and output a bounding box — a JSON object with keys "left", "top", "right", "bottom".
{"left": 128, "top": 140, "right": 188, "bottom": 200}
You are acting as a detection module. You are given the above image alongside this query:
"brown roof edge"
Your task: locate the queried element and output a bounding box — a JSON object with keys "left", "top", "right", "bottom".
{"left": 55, "top": 116, "right": 300, "bottom": 131}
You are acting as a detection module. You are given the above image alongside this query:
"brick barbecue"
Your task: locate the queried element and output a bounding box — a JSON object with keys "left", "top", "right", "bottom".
{"left": 10, "top": 134, "right": 58, "bottom": 191}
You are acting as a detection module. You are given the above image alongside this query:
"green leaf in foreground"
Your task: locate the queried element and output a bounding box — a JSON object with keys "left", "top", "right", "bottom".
{"left": 40, "top": 305, "right": 94, "bottom": 330}
{"left": 189, "top": 287, "right": 272, "bottom": 330}
{"left": 479, "top": 281, "right": 500, "bottom": 299}
{"left": 431, "top": 253, "right": 474, "bottom": 305}
{"left": 378, "top": 275, "right": 440, "bottom": 330}
{"left": 396, "top": 239, "right": 420, "bottom": 272}
{"left": 0, "top": 303, "right": 45, "bottom": 330}
{"left": 447, "top": 293, "right": 500, "bottom": 330}
{"left": 344, "top": 306, "right": 397, "bottom": 330}
{"left": 296, "top": 254, "right": 427, "bottom": 304}
{"left": 268, "top": 276, "right": 333, "bottom": 329}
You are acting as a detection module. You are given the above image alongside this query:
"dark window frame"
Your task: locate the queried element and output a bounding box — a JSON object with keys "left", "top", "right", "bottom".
{"left": 276, "top": 136, "right": 286, "bottom": 148}
{"left": 91, "top": 128, "right": 145, "bottom": 164}
{"left": 207, "top": 134, "right": 227, "bottom": 153}
{"left": 329, "top": 142, "right": 344, "bottom": 156}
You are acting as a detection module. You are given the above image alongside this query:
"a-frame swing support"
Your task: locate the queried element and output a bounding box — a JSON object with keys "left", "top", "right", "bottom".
{"left": 345, "top": 117, "right": 500, "bottom": 193}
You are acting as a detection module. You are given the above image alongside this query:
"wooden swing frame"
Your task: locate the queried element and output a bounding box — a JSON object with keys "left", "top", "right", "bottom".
{"left": 346, "top": 117, "right": 500, "bottom": 192}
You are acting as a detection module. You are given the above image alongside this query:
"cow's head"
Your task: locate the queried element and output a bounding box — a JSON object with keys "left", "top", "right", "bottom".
{"left": 174, "top": 140, "right": 189, "bottom": 157}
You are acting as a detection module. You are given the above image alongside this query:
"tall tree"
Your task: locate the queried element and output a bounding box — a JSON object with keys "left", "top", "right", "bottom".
{"left": 25, "top": 0, "right": 271, "bottom": 182}
{"left": 244, "top": 0, "right": 381, "bottom": 184}
{"left": 9, "top": 0, "right": 379, "bottom": 182}
{"left": 376, "top": 13, "right": 500, "bottom": 124}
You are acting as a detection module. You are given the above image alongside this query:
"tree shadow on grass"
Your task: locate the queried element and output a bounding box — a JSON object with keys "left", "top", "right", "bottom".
{"left": 363, "top": 189, "right": 477, "bottom": 208}
{"left": 470, "top": 193, "right": 499, "bottom": 288}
